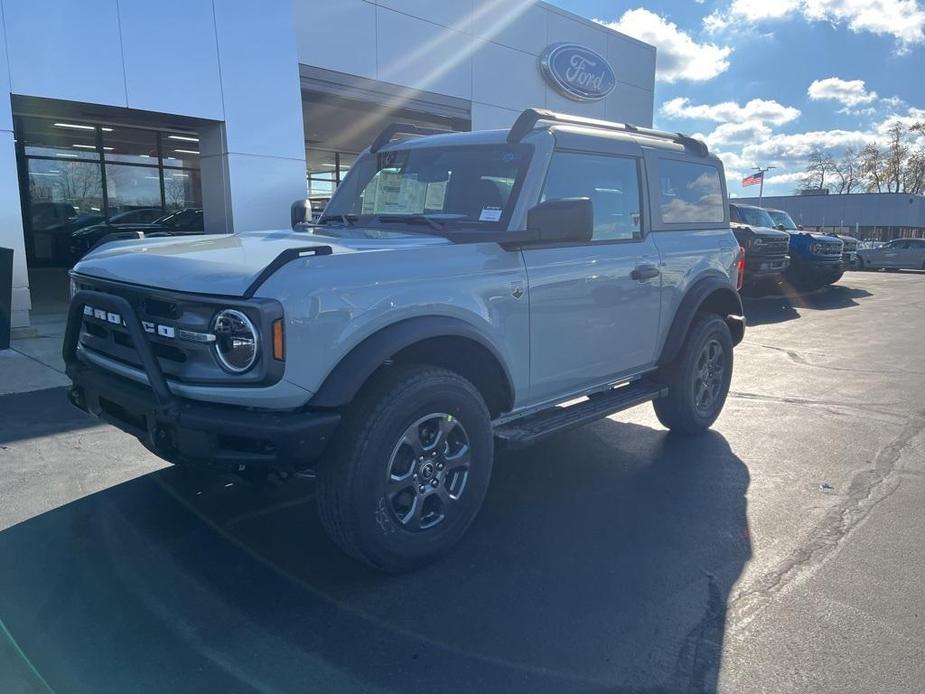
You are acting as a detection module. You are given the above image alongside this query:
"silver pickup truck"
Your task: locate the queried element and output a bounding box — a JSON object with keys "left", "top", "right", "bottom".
{"left": 65, "top": 109, "right": 745, "bottom": 571}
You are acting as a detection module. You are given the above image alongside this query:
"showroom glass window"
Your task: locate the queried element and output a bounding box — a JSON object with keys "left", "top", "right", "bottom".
{"left": 306, "top": 149, "right": 356, "bottom": 201}
{"left": 15, "top": 115, "right": 203, "bottom": 265}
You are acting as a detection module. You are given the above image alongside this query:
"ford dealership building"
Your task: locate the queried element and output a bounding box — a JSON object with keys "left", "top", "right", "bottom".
{"left": 0, "top": 0, "right": 655, "bottom": 330}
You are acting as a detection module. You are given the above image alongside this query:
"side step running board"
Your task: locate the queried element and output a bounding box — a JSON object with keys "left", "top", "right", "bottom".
{"left": 494, "top": 378, "right": 668, "bottom": 449}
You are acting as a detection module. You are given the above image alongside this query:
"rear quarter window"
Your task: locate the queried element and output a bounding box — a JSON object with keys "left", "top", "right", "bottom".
{"left": 656, "top": 159, "right": 725, "bottom": 225}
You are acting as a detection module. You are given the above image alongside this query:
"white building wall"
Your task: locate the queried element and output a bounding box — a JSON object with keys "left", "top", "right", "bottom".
{"left": 0, "top": 0, "right": 654, "bottom": 329}
{"left": 0, "top": 0, "right": 306, "bottom": 328}
{"left": 294, "top": 0, "right": 656, "bottom": 131}
{"left": 0, "top": 8, "right": 28, "bottom": 329}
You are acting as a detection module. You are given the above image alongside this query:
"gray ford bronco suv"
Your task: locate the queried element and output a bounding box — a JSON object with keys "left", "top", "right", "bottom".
{"left": 65, "top": 109, "right": 745, "bottom": 571}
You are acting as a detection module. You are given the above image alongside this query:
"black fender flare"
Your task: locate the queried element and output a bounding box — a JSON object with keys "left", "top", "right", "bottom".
{"left": 310, "top": 316, "right": 515, "bottom": 410}
{"left": 657, "top": 275, "right": 745, "bottom": 367}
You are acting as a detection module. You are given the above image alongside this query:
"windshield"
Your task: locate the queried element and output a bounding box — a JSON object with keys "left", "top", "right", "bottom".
{"left": 734, "top": 205, "right": 777, "bottom": 229}
{"left": 766, "top": 210, "right": 798, "bottom": 230}
{"left": 321, "top": 144, "right": 532, "bottom": 231}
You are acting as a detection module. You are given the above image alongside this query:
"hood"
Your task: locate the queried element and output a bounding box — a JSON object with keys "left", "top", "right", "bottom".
{"left": 806, "top": 232, "right": 842, "bottom": 244}
{"left": 783, "top": 229, "right": 838, "bottom": 243}
{"left": 72, "top": 222, "right": 163, "bottom": 238}
{"left": 731, "top": 222, "right": 790, "bottom": 239}
{"left": 73, "top": 228, "right": 449, "bottom": 296}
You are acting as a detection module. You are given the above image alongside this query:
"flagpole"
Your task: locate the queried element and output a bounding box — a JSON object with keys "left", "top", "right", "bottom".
{"left": 751, "top": 165, "right": 776, "bottom": 207}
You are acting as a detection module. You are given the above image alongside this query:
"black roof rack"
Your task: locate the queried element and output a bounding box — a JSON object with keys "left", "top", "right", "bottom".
{"left": 370, "top": 123, "right": 454, "bottom": 153}
{"left": 507, "top": 108, "right": 709, "bottom": 158}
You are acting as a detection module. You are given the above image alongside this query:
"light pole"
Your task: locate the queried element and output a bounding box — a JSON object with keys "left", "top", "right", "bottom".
{"left": 753, "top": 165, "right": 776, "bottom": 207}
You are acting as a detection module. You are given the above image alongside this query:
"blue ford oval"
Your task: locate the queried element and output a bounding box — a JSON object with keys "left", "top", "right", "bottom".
{"left": 540, "top": 43, "right": 617, "bottom": 102}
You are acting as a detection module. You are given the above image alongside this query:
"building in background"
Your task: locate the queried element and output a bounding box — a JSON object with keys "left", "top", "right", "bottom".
{"left": 738, "top": 193, "right": 925, "bottom": 241}
{"left": 0, "top": 0, "right": 656, "bottom": 330}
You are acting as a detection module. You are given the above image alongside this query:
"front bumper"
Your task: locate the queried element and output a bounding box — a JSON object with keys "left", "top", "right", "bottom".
{"left": 64, "top": 290, "right": 340, "bottom": 470}
{"left": 744, "top": 255, "right": 790, "bottom": 281}
{"left": 793, "top": 257, "right": 843, "bottom": 272}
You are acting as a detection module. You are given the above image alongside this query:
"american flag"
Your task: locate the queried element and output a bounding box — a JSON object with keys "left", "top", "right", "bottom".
{"left": 742, "top": 171, "right": 764, "bottom": 187}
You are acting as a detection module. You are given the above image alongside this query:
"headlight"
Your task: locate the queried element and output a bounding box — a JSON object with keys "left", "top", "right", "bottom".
{"left": 811, "top": 243, "right": 822, "bottom": 255}
{"left": 750, "top": 237, "right": 764, "bottom": 250}
{"left": 212, "top": 309, "right": 259, "bottom": 373}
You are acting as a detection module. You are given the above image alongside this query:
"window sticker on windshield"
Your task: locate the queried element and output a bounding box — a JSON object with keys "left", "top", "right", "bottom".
{"left": 479, "top": 206, "right": 502, "bottom": 222}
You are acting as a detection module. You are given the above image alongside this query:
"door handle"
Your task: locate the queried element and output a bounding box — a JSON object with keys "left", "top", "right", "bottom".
{"left": 631, "top": 263, "right": 660, "bottom": 281}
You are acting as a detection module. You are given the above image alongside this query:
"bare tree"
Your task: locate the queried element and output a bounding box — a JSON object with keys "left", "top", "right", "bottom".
{"left": 796, "top": 121, "right": 925, "bottom": 195}
{"left": 831, "top": 147, "right": 863, "bottom": 194}
{"left": 800, "top": 147, "right": 837, "bottom": 191}
{"left": 883, "top": 123, "right": 909, "bottom": 193}
{"left": 859, "top": 143, "right": 885, "bottom": 192}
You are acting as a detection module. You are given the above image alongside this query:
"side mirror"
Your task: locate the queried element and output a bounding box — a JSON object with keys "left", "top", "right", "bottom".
{"left": 797, "top": 224, "right": 804, "bottom": 230}
{"left": 776, "top": 224, "right": 786, "bottom": 231}
{"left": 524, "top": 197, "right": 593, "bottom": 245}
{"left": 291, "top": 199, "right": 311, "bottom": 228}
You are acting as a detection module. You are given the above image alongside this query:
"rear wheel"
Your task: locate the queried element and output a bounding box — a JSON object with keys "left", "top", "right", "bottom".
{"left": 653, "top": 313, "right": 733, "bottom": 434}
{"left": 316, "top": 365, "right": 493, "bottom": 572}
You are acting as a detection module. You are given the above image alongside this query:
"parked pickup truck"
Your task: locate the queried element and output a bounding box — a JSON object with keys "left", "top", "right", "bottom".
{"left": 729, "top": 203, "right": 790, "bottom": 289}
{"left": 65, "top": 109, "right": 745, "bottom": 571}
{"left": 765, "top": 208, "right": 844, "bottom": 290}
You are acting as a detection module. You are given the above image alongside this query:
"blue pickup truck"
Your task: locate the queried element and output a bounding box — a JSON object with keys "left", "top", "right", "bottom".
{"left": 765, "top": 207, "right": 845, "bottom": 290}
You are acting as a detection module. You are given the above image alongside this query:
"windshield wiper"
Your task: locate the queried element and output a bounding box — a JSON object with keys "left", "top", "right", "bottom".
{"left": 374, "top": 214, "right": 445, "bottom": 231}
{"left": 318, "top": 213, "right": 358, "bottom": 226}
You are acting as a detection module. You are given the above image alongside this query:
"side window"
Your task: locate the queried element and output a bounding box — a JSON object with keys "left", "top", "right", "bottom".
{"left": 729, "top": 205, "right": 742, "bottom": 223}
{"left": 656, "top": 159, "right": 724, "bottom": 225}
{"left": 541, "top": 151, "right": 642, "bottom": 241}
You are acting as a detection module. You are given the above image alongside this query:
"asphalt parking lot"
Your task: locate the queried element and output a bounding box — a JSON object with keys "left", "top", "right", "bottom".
{"left": 1, "top": 270, "right": 924, "bottom": 694}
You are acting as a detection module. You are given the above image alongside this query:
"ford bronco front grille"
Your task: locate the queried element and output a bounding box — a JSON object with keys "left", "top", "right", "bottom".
{"left": 755, "top": 238, "right": 789, "bottom": 256}
{"left": 70, "top": 275, "right": 285, "bottom": 387}
{"left": 73, "top": 278, "right": 196, "bottom": 379}
{"left": 817, "top": 243, "right": 842, "bottom": 257}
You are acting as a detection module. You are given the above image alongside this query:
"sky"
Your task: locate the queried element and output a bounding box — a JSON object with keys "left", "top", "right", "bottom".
{"left": 550, "top": 0, "right": 925, "bottom": 196}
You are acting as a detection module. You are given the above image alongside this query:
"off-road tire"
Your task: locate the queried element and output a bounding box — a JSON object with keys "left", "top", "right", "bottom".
{"left": 653, "top": 313, "right": 733, "bottom": 435}
{"left": 827, "top": 271, "right": 844, "bottom": 284}
{"left": 316, "top": 365, "right": 493, "bottom": 572}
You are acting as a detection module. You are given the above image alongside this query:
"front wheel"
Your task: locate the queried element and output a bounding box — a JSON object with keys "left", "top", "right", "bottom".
{"left": 316, "top": 365, "right": 493, "bottom": 572}
{"left": 653, "top": 313, "right": 734, "bottom": 435}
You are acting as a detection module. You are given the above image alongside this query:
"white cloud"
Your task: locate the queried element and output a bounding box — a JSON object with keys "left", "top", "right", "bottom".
{"left": 808, "top": 77, "right": 878, "bottom": 107}
{"left": 707, "top": 0, "right": 925, "bottom": 51}
{"left": 741, "top": 128, "right": 874, "bottom": 160}
{"left": 704, "top": 121, "right": 774, "bottom": 146}
{"left": 706, "top": 0, "right": 798, "bottom": 30}
{"left": 660, "top": 97, "right": 801, "bottom": 126}
{"left": 596, "top": 9, "right": 732, "bottom": 83}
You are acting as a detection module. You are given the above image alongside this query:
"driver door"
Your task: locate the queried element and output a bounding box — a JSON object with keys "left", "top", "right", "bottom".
{"left": 882, "top": 239, "right": 908, "bottom": 267}
{"left": 521, "top": 148, "right": 661, "bottom": 404}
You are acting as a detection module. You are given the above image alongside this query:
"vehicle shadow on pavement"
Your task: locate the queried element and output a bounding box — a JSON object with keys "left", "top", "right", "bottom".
{"left": 0, "top": 420, "right": 750, "bottom": 694}
{"left": 743, "top": 282, "right": 873, "bottom": 326}
{"left": 0, "top": 387, "right": 101, "bottom": 445}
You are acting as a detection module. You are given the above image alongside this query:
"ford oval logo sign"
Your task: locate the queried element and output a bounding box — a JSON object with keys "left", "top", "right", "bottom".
{"left": 540, "top": 43, "right": 616, "bottom": 102}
